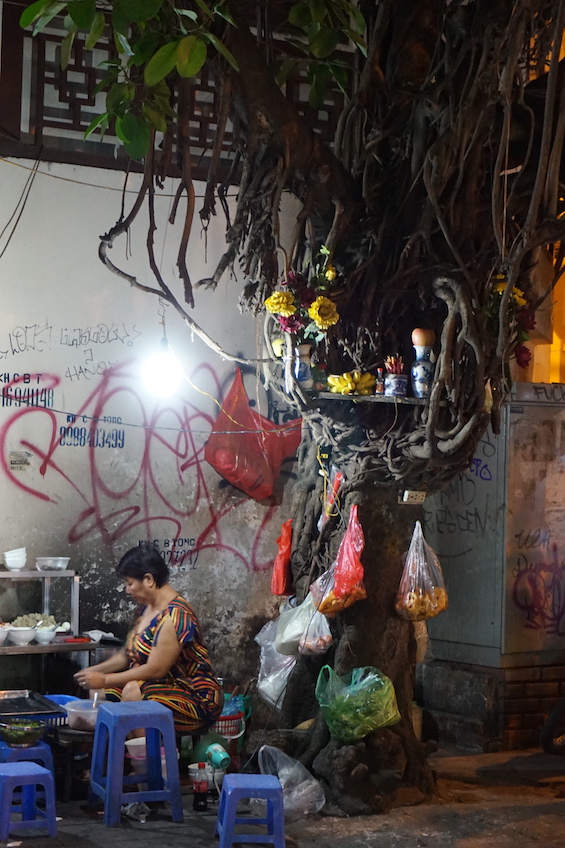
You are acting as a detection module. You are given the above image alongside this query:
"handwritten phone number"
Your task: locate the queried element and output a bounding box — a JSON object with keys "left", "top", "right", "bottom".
{"left": 59, "top": 426, "right": 125, "bottom": 449}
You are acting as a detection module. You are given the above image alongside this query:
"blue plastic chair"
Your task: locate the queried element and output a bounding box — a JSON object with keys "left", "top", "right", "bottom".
{"left": 0, "top": 761, "right": 57, "bottom": 839}
{"left": 88, "top": 700, "right": 183, "bottom": 827}
{"left": 215, "top": 773, "right": 285, "bottom": 848}
{"left": 0, "top": 739, "right": 55, "bottom": 779}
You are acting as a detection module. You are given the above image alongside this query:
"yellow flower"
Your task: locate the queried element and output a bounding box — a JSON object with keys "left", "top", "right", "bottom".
{"left": 325, "top": 265, "right": 337, "bottom": 281}
{"left": 512, "top": 287, "right": 527, "bottom": 307}
{"left": 308, "top": 296, "right": 339, "bottom": 330}
{"left": 494, "top": 280, "right": 506, "bottom": 295}
{"left": 264, "top": 291, "right": 296, "bottom": 317}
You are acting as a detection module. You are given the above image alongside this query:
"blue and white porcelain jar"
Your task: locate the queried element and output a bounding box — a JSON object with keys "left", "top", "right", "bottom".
{"left": 411, "top": 345, "right": 434, "bottom": 398}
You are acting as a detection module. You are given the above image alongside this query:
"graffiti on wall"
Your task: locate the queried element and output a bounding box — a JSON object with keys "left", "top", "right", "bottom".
{"left": 511, "top": 543, "right": 565, "bottom": 636}
{"left": 0, "top": 361, "right": 280, "bottom": 574}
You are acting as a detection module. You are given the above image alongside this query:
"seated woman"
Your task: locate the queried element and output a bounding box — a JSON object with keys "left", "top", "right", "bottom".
{"left": 74, "top": 544, "right": 223, "bottom": 733}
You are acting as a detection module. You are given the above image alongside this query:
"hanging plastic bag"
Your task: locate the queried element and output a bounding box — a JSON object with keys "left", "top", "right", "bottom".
{"left": 315, "top": 665, "right": 401, "bottom": 742}
{"left": 205, "top": 369, "right": 302, "bottom": 502}
{"left": 310, "top": 506, "right": 367, "bottom": 617}
{"left": 275, "top": 593, "right": 317, "bottom": 655}
{"left": 258, "top": 745, "right": 326, "bottom": 821}
{"left": 395, "top": 520, "right": 448, "bottom": 621}
{"left": 298, "top": 608, "right": 333, "bottom": 656}
{"left": 255, "top": 620, "right": 296, "bottom": 708}
{"left": 271, "top": 518, "right": 294, "bottom": 596}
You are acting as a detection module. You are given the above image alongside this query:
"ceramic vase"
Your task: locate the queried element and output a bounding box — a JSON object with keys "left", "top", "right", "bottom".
{"left": 294, "top": 343, "right": 313, "bottom": 389}
{"left": 384, "top": 373, "right": 408, "bottom": 397}
{"left": 411, "top": 345, "right": 434, "bottom": 398}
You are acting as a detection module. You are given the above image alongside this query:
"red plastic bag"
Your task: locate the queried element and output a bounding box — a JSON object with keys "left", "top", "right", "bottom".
{"left": 271, "top": 519, "right": 294, "bottom": 596}
{"left": 314, "top": 505, "right": 367, "bottom": 617}
{"left": 205, "top": 369, "right": 301, "bottom": 501}
{"left": 334, "top": 504, "right": 365, "bottom": 597}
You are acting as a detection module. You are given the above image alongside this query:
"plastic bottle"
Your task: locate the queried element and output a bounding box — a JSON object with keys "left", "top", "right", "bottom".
{"left": 192, "top": 762, "right": 208, "bottom": 812}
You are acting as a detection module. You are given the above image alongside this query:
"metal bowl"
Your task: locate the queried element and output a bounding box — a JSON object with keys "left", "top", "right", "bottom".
{"left": 0, "top": 719, "right": 45, "bottom": 747}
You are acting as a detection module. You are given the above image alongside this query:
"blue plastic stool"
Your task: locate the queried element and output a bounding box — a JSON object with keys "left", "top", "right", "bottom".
{"left": 0, "top": 739, "right": 55, "bottom": 777}
{"left": 88, "top": 700, "right": 183, "bottom": 827}
{"left": 0, "top": 761, "right": 57, "bottom": 839}
{"left": 215, "top": 773, "right": 285, "bottom": 848}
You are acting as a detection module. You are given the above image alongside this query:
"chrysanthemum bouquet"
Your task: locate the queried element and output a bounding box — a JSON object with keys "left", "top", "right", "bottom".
{"left": 264, "top": 247, "right": 340, "bottom": 343}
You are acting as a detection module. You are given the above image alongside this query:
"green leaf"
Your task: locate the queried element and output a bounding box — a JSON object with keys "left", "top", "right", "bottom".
{"left": 204, "top": 31, "right": 238, "bottom": 70}
{"left": 309, "top": 27, "right": 339, "bottom": 58}
{"left": 176, "top": 35, "right": 206, "bottom": 77}
{"left": 310, "top": 0, "right": 327, "bottom": 24}
{"left": 192, "top": 0, "right": 213, "bottom": 18}
{"left": 117, "top": 0, "right": 163, "bottom": 24}
{"left": 144, "top": 40, "right": 179, "bottom": 85}
{"left": 130, "top": 31, "right": 162, "bottom": 65}
{"left": 288, "top": 2, "right": 312, "bottom": 27}
{"left": 309, "top": 67, "right": 329, "bottom": 109}
{"left": 116, "top": 112, "right": 151, "bottom": 160}
{"left": 142, "top": 102, "right": 168, "bottom": 132}
{"left": 274, "top": 57, "right": 300, "bottom": 87}
{"left": 67, "top": 0, "right": 95, "bottom": 29}
{"left": 344, "top": 26, "right": 367, "bottom": 57}
{"left": 19, "top": 0, "right": 52, "bottom": 30}
{"left": 94, "top": 66, "right": 119, "bottom": 94}
{"left": 106, "top": 80, "right": 135, "bottom": 115}
{"left": 60, "top": 25, "right": 76, "bottom": 69}
{"left": 32, "top": 2, "right": 67, "bottom": 35}
{"left": 83, "top": 111, "right": 109, "bottom": 140}
{"left": 111, "top": 0, "right": 130, "bottom": 35}
{"left": 115, "top": 31, "right": 134, "bottom": 56}
{"left": 85, "top": 11, "right": 105, "bottom": 49}
{"left": 175, "top": 8, "right": 198, "bottom": 22}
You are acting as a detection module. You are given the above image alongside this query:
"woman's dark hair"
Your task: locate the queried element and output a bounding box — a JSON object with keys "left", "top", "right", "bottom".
{"left": 116, "top": 544, "right": 169, "bottom": 587}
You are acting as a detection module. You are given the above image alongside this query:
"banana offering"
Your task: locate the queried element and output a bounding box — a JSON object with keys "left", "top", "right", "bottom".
{"left": 327, "top": 370, "right": 376, "bottom": 395}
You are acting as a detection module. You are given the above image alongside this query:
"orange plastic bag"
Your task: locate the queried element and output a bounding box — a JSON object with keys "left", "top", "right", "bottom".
{"left": 271, "top": 519, "right": 294, "bottom": 596}
{"left": 314, "top": 505, "right": 367, "bottom": 617}
{"left": 205, "top": 369, "right": 302, "bottom": 501}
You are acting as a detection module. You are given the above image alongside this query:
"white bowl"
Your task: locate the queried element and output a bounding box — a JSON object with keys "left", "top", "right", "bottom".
{"left": 0, "top": 627, "right": 9, "bottom": 644}
{"left": 4, "top": 547, "right": 26, "bottom": 556}
{"left": 3, "top": 560, "right": 27, "bottom": 571}
{"left": 8, "top": 627, "right": 35, "bottom": 646}
{"left": 35, "top": 557, "right": 70, "bottom": 571}
{"left": 34, "top": 628, "right": 57, "bottom": 645}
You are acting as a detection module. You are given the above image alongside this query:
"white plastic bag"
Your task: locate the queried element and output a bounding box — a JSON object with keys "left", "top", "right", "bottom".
{"left": 258, "top": 744, "right": 326, "bottom": 821}
{"left": 255, "top": 620, "right": 296, "bottom": 709}
{"left": 298, "top": 609, "right": 333, "bottom": 656}
{"left": 275, "top": 593, "right": 318, "bottom": 655}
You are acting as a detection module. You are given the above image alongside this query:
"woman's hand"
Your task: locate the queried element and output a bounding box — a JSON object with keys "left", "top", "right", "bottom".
{"left": 74, "top": 669, "right": 106, "bottom": 690}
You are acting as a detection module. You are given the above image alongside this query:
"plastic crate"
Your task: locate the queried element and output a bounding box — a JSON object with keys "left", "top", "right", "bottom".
{"left": 26, "top": 695, "right": 81, "bottom": 728}
{"left": 208, "top": 711, "right": 245, "bottom": 740}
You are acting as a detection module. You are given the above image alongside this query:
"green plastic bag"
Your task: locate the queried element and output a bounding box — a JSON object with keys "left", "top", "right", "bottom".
{"left": 315, "top": 665, "right": 401, "bottom": 742}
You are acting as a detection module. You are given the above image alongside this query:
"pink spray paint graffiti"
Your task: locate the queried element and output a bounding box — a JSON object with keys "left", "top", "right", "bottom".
{"left": 512, "top": 543, "right": 565, "bottom": 636}
{"left": 0, "top": 363, "right": 282, "bottom": 573}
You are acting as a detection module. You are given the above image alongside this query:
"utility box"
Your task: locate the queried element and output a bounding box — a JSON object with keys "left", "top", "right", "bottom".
{"left": 423, "top": 383, "right": 565, "bottom": 749}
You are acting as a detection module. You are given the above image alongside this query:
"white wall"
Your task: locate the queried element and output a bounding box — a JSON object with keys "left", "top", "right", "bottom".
{"left": 0, "top": 158, "right": 287, "bottom": 680}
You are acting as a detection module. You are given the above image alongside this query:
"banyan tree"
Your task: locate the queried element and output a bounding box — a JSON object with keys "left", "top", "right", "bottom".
{"left": 22, "top": 0, "right": 565, "bottom": 812}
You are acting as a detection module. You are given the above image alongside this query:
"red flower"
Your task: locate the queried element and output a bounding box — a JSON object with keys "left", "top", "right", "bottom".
{"left": 514, "top": 343, "right": 531, "bottom": 368}
{"left": 297, "top": 287, "right": 317, "bottom": 308}
{"left": 516, "top": 308, "right": 536, "bottom": 332}
{"left": 278, "top": 315, "right": 305, "bottom": 334}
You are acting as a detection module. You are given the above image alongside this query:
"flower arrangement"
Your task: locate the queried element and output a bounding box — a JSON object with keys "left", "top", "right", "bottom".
{"left": 264, "top": 246, "right": 340, "bottom": 343}
{"left": 489, "top": 273, "right": 535, "bottom": 369}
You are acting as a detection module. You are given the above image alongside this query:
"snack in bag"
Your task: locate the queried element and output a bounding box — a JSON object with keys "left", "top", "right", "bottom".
{"left": 315, "top": 665, "right": 401, "bottom": 742}
{"left": 311, "top": 504, "right": 367, "bottom": 617}
{"left": 395, "top": 520, "right": 448, "bottom": 620}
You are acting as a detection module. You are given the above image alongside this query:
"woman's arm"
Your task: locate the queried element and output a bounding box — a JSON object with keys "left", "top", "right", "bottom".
{"left": 76, "top": 619, "right": 182, "bottom": 690}
{"left": 82, "top": 648, "right": 129, "bottom": 674}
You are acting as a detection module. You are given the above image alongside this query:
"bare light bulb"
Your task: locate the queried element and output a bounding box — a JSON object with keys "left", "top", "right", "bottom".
{"left": 141, "top": 340, "right": 183, "bottom": 397}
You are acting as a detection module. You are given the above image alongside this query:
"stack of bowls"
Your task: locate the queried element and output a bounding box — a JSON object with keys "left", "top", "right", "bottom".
{"left": 3, "top": 548, "right": 27, "bottom": 570}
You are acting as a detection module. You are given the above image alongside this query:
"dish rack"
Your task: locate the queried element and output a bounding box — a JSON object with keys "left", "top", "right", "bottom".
{"left": 208, "top": 710, "right": 245, "bottom": 740}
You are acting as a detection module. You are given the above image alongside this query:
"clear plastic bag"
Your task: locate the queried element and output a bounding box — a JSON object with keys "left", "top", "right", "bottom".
{"left": 315, "top": 665, "right": 401, "bottom": 742}
{"left": 298, "top": 608, "right": 333, "bottom": 656}
{"left": 255, "top": 620, "right": 296, "bottom": 708}
{"left": 258, "top": 745, "right": 326, "bottom": 821}
{"left": 395, "top": 520, "right": 448, "bottom": 621}
{"left": 275, "top": 593, "right": 317, "bottom": 655}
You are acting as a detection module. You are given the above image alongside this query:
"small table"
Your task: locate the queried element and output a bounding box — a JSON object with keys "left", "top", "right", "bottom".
{"left": 49, "top": 726, "right": 95, "bottom": 803}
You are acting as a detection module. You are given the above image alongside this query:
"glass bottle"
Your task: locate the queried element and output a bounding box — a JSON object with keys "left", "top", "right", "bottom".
{"left": 192, "top": 762, "right": 208, "bottom": 812}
